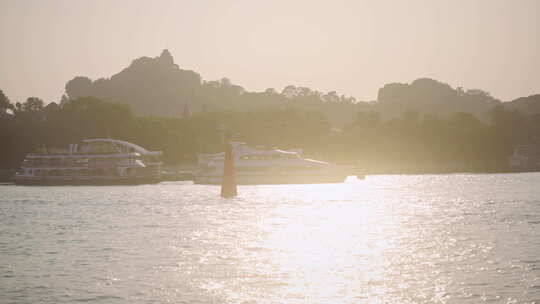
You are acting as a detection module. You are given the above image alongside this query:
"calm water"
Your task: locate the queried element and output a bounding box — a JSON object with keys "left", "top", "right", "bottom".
{"left": 1, "top": 174, "right": 540, "bottom": 304}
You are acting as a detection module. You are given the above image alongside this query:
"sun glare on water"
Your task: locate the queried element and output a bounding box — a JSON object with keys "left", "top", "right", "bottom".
{"left": 212, "top": 179, "right": 425, "bottom": 303}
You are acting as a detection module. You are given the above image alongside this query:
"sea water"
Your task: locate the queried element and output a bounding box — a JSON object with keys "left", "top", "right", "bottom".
{"left": 1, "top": 173, "right": 540, "bottom": 303}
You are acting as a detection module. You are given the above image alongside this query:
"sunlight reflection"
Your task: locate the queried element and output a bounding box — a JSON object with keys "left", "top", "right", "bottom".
{"left": 251, "top": 182, "right": 401, "bottom": 303}
{"left": 193, "top": 177, "right": 479, "bottom": 303}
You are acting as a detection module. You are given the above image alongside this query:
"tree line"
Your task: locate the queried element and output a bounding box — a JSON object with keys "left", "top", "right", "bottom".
{"left": 1, "top": 90, "right": 539, "bottom": 173}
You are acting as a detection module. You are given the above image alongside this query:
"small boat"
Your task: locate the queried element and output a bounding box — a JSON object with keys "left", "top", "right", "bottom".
{"left": 194, "top": 142, "right": 355, "bottom": 185}
{"left": 14, "top": 138, "right": 162, "bottom": 186}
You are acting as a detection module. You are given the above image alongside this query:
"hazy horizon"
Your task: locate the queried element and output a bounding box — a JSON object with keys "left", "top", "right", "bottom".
{"left": 1, "top": 0, "right": 539, "bottom": 104}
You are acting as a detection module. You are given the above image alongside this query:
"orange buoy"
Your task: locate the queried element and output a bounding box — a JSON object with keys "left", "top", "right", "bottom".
{"left": 220, "top": 141, "right": 237, "bottom": 198}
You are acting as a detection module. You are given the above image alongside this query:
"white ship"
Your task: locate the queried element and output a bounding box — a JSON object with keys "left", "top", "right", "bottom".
{"left": 14, "top": 138, "right": 162, "bottom": 185}
{"left": 194, "top": 142, "right": 354, "bottom": 185}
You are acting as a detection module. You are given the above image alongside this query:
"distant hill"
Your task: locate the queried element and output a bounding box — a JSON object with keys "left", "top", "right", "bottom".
{"left": 505, "top": 94, "right": 540, "bottom": 115}
{"left": 375, "top": 78, "right": 501, "bottom": 121}
{"left": 64, "top": 49, "right": 371, "bottom": 125}
{"left": 65, "top": 50, "right": 201, "bottom": 117}
{"left": 63, "top": 50, "right": 539, "bottom": 124}
{"left": 376, "top": 79, "right": 540, "bottom": 120}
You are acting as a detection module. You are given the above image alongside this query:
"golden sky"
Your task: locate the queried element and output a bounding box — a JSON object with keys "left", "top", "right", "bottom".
{"left": 0, "top": 0, "right": 538, "bottom": 104}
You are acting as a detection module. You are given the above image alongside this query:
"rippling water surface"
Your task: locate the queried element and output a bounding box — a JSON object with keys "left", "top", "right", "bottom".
{"left": 1, "top": 174, "right": 540, "bottom": 303}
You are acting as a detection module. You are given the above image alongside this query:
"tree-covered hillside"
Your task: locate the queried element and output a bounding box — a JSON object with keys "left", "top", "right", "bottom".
{"left": 62, "top": 50, "right": 540, "bottom": 126}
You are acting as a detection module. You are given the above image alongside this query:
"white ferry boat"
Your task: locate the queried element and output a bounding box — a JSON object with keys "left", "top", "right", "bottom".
{"left": 194, "top": 142, "right": 354, "bottom": 185}
{"left": 14, "top": 138, "right": 162, "bottom": 185}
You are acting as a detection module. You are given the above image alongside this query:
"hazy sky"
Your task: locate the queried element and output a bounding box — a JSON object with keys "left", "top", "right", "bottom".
{"left": 0, "top": 0, "right": 539, "bottom": 104}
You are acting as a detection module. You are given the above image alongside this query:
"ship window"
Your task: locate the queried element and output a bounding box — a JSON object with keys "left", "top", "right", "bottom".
{"left": 236, "top": 166, "right": 269, "bottom": 171}
{"left": 93, "top": 168, "right": 106, "bottom": 176}
{"left": 75, "top": 158, "right": 89, "bottom": 166}
{"left": 279, "top": 166, "right": 318, "bottom": 171}
{"left": 49, "top": 169, "right": 61, "bottom": 176}
{"left": 201, "top": 166, "right": 216, "bottom": 173}
{"left": 240, "top": 155, "right": 279, "bottom": 160}
{"left": 63, "top": 159, "right": 74, "bottom": 166}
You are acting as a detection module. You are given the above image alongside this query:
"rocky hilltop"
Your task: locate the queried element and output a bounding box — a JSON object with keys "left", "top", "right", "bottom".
{"left": 65, "top": 50, "right": 201, "bottom": 116}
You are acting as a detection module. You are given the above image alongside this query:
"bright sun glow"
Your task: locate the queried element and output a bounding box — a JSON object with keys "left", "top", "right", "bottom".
{"left": 224, "top": 180, "right": 409, "bottom": 303}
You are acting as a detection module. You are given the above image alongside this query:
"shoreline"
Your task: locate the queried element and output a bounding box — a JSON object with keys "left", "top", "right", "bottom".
{"left": 1, "top": 169, "right": 539, "bottom": 186}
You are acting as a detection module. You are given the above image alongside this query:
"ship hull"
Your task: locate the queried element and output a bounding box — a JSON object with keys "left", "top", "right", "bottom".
{"left": 14, "top": 176, "right": 161, "bottom": 186}
{"left": 193, "top": 174, "right": 349, "bottom": 185}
